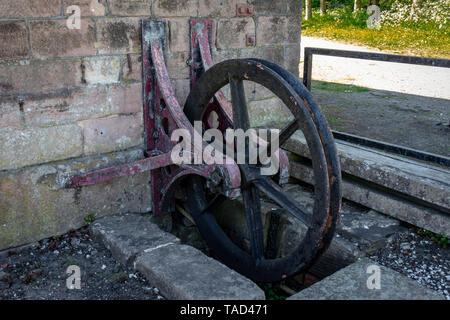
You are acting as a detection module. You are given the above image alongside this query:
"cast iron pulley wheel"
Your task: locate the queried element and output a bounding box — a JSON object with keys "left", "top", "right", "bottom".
{"left": 182, "top": 59, "right": 342, "bottom": 282}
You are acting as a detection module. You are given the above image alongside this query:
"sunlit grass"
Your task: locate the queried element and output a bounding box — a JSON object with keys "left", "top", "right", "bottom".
{"left": 303, "top": 11, "right": 450, "bottom": 59}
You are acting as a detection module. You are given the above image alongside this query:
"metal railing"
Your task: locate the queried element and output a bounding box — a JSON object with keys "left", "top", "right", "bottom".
{"left": 302, "top": 47, "right": 450, "bottom": 167}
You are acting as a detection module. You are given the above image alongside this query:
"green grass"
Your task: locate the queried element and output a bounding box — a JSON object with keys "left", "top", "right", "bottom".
{"left": 257, "top": 282, "right": 288, "bottom": 300}
{"left": 303, "top": 9, "right": 450, "bottom": 59}
{"left": 417, "top": 229, "right": 448, "bottom": 249}
{"left": 84, "top": 213, "right": 96, "bottom": 225}
{"left": 312, "top": 81, "right": 371, "bottom": 93}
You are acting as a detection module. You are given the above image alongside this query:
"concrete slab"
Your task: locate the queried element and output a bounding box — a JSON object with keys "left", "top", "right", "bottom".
{"left": 288, "top": 258, "right": 445, "bottom": 300}
{"left": 338, "top": 209, "right": 407, "bottom": 253}
{"left": 289, "top": 160, "right": 450, "bottom": 236}
{"left": 90, "top": 213, "right": 265, "bottom": 300}
{"left": 284, "top": 131, "right": 450, "bottom": 211}
{"left": 284, "top": 133, "right": 450, "bottom": 236}
{"left": 282, "top": 183, "right": 406, "bottom": 252}
{"left": 280, "top": 184, "right": 405, "bottom": 275}
{"left": 135, "top": 244, "right": 265, "bottom": 300}
{"left": 89, "top": 213, "right": 180, "bottom": 265}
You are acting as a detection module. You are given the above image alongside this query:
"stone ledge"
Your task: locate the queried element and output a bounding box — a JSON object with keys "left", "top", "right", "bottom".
{"left": 0, "top": 148, "right": 151, "bottom": 251}
{"left": 89, "top": 213, "right": 180, "bottom": 266}
{"left": 284, "top": 131, "right": 450, "bottom": 210}
{"left": 135, "top": 244, "right": 265, "bottom": 300}
{"left": 90, "top": 213, "right": 265, "bottom": 300}
{"left": 288, "top": 258, "right": 445, "bottom": 300}
{"left": 289, "top": 160, "right": 450, "bottom": 236}
{"left": 284, "top": 131, "right": 450, "bottom": 236}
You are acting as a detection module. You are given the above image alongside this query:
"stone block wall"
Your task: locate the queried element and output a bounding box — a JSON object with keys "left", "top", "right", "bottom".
{"left": 0, "top": 0, "right": 301, "bottom": 250}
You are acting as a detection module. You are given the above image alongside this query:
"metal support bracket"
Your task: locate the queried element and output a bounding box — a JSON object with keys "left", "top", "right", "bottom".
{"left": 189, "top": 19, "right": 291, "bottom": 185}
{"left": 66, "top": 19, "right": 242, "bottom": 215}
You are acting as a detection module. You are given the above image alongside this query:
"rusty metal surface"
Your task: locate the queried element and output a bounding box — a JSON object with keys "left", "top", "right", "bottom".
{"left": 189, "top": 19, "right": 291, "bottom": 185}
{"left": 66, "top": 18, "right": 342, "bottom": 282}
{"left": 184, "top": 57, "right": 342, "bottom": 282}
{"left": 68, "top": 19, "right": 242, "bottom": 215}
{"left": 66, "top": 153, "right": 173, "bottom": 188}
{"left": 143, "top": 19, "right": 242, "bottom": 215}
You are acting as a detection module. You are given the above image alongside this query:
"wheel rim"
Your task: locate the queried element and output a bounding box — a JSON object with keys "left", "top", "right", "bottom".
{"left": 183, "top": 59, "right": 340, "bottom": 282}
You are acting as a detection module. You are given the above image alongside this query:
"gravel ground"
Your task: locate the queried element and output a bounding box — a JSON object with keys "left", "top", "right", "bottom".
{"left": 0, "top": 227, "right": 164, "bottom": 300}
{"left": 369, "top": 229, "right": 450, "bottom": 300}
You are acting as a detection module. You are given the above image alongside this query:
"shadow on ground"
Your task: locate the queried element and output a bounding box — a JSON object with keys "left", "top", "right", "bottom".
{"left": 310, "top": 81, "right": 450, "bottom": 157}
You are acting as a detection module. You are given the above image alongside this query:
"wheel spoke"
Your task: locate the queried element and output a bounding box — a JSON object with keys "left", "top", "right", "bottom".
{"left": 279, "top": 119, "right": 300, "bottom": 147}
{"left": 256, "top": 119, "right": 299, "bottom": 161}
{"left": 254, "top": 177, "right": 311, "bottom": 227}
{"left": 242, "top": 184, "right": 266, "bottom": 261}
{"left": 229, "top": 76, "right": 250, "bottom": 131}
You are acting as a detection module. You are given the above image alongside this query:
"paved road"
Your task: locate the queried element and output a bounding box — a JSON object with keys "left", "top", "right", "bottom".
{"left": 300, "top": 36, "right": 450, "bottom": 100}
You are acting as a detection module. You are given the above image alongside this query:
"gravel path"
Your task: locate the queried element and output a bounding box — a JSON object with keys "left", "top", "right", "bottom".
{"left": 369, "top": 229, "right": 450, "bottom": 300}
{"left": 300, "top": 36, "right": 450, "bottom": 99}
{"left": 0, "top": 227, "right": 164, "bottom": 300}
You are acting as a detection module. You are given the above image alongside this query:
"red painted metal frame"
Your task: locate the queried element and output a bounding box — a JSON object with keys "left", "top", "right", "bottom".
{"left": 67, "top": 19, "right": 242, "bottom": 216}
{"left": 66, "top": 152, "right": 173, "bottom": 188}
{"left": 189, "top": 19, "right": 291, "bottom": 185}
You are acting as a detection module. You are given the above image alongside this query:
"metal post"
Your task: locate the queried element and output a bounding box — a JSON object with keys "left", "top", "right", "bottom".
{"left": 303, "top": 48, "right": 313, "bottom": 91}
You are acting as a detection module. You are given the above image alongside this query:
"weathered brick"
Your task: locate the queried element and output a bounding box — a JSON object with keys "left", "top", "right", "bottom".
{"left": 0, "top": 0, "right": 61, "bottom": 19}
{"left": 0, "top": 60, "right": 82, "bottom": 94}
{"left": 239, "top": 46, "right": 284, "bottom": 64}
{"left": 153, "top": 0, "right": 197, "bottom": 17}
{"left": 168, "top": 19, "right": 190, "bottom": 53}
{"left": 248, "top": 0, "right": 287, "bottom": 14}
{"left": 257, "top": 16, "right": 300, "bottom": 46}
{"left": 288, "top": 0, "right": 302, "bottom": 14}
{"left": 0, "top": 125, "right": 83, "bottom": 171}
{"left": 23, "top": 87, "right": 108, "bottom": 126}
{"left": 216, "top": 18, "right": 255, "bottom": 50}
{"left": 79, "top": 114, "right": 143, "bottom": 155}
{"left": 96, "top": 17, "right": 141, "bottom": 54}
{"left": 109, "top": 0, "right": 151, "bottom": 16}
{"left": 122, "top": 54, "right": 142, "bottom": 81}
{"left": 30, "top": 19, "right": 96, "bottom": 58}
{"left": 199, "top": 0, "right": 238, "bottom": 17}
{"left": 110, "top": 83, "right": 143, "bottom": 114}
{"left": 284, "top": 44, "right": 300, "bottom": 77}
{"left": 212, "top": 49, "right": 238, "bottom": 64}
{"left": 0, "top": 98, "right": 21, "bottom": 129}
{"left": 0, "top": 22, "right": 29, "bottom": 60}
{"left": 82, "top": 56, "right": 121, "bottom": 85}
{"left": 166, "top": 52, "right": 190, "bottom": 79}
{"left": 63, "top": 0, "right": 107, "bottom": 16}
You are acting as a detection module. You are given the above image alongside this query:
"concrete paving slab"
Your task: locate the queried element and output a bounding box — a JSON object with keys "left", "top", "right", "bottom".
{"left": 284, "top": 132, "right": 450, "bottom": 236}
{"left": 288, "top": 258, "right": 445, "bottom": 300}
{"left": 285, "top": 131, "right": 450, "bottom": 210}
{"left": 135, "top": 244, "right": 265, "bottom": 300}
{"left": 89, "top": 213, "right": 180, "bottom": 265}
